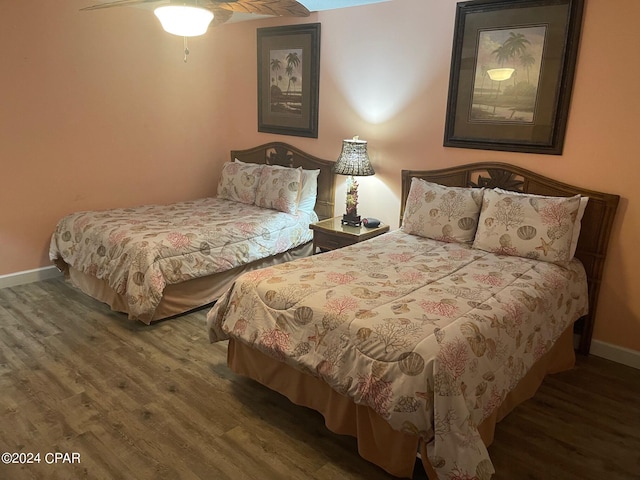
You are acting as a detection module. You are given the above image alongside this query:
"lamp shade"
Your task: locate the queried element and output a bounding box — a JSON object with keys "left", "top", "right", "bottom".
{"left": 154, "top": 5, "right": 214, "bottom": 37}
{"left": 333, "top": 137, "right": 375, "bottom": 177}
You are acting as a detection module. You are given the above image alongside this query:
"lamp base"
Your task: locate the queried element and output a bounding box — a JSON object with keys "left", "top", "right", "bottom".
{"left": 341, "top": 213, "right": 362, "bottom": 227}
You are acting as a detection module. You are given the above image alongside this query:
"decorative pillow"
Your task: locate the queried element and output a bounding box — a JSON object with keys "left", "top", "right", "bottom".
{"left": 255, "top": 164, "right": 303, "bottom": 214}
{"left": 473, "top": 189, "right": 581, "bottom": 263}
{"left": 494, "top": 188, "right": 588, "bottom": 259}
{"left": 235, "top": 158, "right": 320, "bottom": 214}
{"left": 217, "top": 161, "right": 263, "bottom": 204}
{"left": 401, "top": 178, "right": 484, "bottom": 243}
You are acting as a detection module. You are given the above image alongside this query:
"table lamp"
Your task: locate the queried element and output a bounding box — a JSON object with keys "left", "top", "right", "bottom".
{"left": 332, "top": 136, "right": 375, "bottom": 226}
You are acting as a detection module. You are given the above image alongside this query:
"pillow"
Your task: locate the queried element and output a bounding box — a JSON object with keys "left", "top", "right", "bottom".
{"left": 494, "top": 188, "right": 588, "bottom": 259}
{"left": 297, "top": 168, "right": 320, "bottom": 213}
{"left": 234, "top": 158, "right": 320, "bottom": 212}
{"left": 401, "top": 178, "right": 484, "bottom": 243}
{"left": 473, "top": 189, "right": 581, "bottom": 263}
{"left": 235, "top": 158, "right": 320, "bottom": 214}
{"left": 254, "top": 164, "right": 302, "bottom": 214}
{"left": 570, "top": 196, "right": 588, "bottom": 258}
{"left": 217, "top": 162, "right": 263, "bottom": 204}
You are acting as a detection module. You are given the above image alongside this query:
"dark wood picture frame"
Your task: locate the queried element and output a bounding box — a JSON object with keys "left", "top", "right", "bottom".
{"left": 257, "top": 23, "right": 321, "bottom": 138}
{"left": 443, "top": 0, "right": 584, "bottom": 155}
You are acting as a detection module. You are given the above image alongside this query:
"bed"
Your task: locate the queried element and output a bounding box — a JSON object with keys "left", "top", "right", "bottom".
{"left": 49, "top": 142, "right": 335, "bottom": 323}
{"left": 206, "top": 162, "right": 619, "bottom": 479}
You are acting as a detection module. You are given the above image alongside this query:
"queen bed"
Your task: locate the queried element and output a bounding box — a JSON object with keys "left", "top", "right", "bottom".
{"left": 49, "top": 142, "right": 335, "bottom": 323}
{"left": 206, "top": 162, "right": 619, "bottom": 479}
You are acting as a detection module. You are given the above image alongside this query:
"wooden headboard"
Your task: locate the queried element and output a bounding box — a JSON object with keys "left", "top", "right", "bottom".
{"left": 231, "top": 142, "right": 336, "bottom": 221}
{"left": 400, "top": 163, "right": 620, "bottom": 355}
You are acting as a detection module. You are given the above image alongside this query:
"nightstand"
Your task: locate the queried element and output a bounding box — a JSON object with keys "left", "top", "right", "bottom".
{"left": 309, "top": 217, "right": 390, "bottom": 254}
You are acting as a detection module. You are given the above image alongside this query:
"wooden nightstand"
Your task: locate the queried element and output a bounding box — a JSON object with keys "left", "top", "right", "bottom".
{"left": 309, "top": 217, "right": 390, "bottom": 253}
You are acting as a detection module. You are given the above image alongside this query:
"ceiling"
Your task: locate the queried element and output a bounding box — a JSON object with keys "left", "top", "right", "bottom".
{"left": 301, "top": 0, "right": 390, "bottom": 11}
{"left": 223, "top": 0, "right": 390, "bottom": 23}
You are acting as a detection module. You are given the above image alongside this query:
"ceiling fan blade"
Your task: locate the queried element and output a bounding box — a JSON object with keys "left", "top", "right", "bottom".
{"left": 210, "top": 7, "right": 234, "bottom": 26}
{"left": 80, "top": 0, "right": 159, "bottom": 11}
{"left": 212, "top": 0, "right": 310, "bottom": 17}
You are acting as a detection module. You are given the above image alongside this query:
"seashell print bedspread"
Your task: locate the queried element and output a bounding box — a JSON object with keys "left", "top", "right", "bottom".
{"left": 207, "top": 229, "right": 588, "bottom": 479}
{"left": 49, "top": 197, "right": 316, "bottom": 323}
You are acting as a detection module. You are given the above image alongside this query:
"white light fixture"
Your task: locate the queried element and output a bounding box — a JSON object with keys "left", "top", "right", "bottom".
{"left": 154, "top": 5, "right": 214, "bottom": 37}
{"left": 486, "top": 68, "right": 515, "bottom": 82}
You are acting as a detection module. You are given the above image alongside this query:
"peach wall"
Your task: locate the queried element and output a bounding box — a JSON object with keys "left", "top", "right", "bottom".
{"left": 215, "top": 0, "right": 640, "bottom": 352}
{"left": 0, "top": 2, "right": 231, "bottom": 273}
{"left": 1, "top": 0, "right": 638, "bottom": 352}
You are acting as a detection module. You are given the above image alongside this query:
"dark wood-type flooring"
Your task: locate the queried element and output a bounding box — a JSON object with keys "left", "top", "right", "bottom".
{"left": 1, "top": 278, "right": 639, "bottom": 480}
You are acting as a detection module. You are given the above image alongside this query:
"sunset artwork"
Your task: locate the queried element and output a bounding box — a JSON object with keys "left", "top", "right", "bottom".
{"left": 269, "top": 48, "right": 303, "bottom": 116}
{"left": 471, "top": 26, "right": 547, "bottom": 124}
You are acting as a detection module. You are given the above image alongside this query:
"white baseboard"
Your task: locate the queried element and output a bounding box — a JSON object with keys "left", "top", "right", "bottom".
{"left": 0, "top": 266, "right": 63, "bottom": 289}
{"left": 590, "top": 340, "right": 640, "bottom": 370}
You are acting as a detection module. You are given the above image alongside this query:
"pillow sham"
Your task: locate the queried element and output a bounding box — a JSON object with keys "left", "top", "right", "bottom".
{"left": 401, "top": 178, "right": 484, "bottom": 244}
{"left": 217, "top": 162, "right": 263, "bottom": 205}
{"left": 255, "top": 164, "right": 303, "bottom": 214}
{"left": 494, "top": 188, "right": 588, "bottom": 259}
{"left": 234, "top": 159, "right": 320, "bottom": 214}
{"left": 473, "top": 189, "right": 581, "bottom": 263}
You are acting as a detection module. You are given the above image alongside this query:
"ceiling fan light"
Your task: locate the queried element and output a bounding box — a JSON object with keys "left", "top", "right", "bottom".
{"left": 154, "top": 5, "right": 214, "bottom": 37}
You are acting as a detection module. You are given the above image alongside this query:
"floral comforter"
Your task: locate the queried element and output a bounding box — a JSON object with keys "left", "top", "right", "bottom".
{"left": 49, "top": 198, "right": 317, "bottom": 323}
{"left": 207, "top": 229, "right": 588, "bottom": 479}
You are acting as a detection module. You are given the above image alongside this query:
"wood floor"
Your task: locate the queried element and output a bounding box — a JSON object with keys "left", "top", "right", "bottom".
{"left": 1, "top": 278, "right": 639, "bottom": 480}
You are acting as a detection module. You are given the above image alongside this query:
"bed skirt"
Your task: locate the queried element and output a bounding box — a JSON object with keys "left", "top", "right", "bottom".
{"left": 65, "top": 242, "right": 313, "bottom": 322}
{"left": 227, "top": 325, "right": 576, "bottom": 479}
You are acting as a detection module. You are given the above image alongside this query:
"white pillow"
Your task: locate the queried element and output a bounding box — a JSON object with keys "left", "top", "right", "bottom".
{"left": 297, "top": 168, "right": 320, "bottom": 213}
{"left": 570, "top": 196, "right": 588, "bottom": 258}
{"left": 494, "top": 188, "right": 588, "bottom": 259}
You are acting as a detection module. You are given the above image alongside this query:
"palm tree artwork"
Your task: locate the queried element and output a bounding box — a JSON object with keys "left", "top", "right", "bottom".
{"left": 269, "top": 48, "right": 303, "bottom": 115}
{"left": 519, "top": 52, "right": 536, "bottom": 84}
{"left": 471, "top": 26, "right": 546, "bottom": 123}
{"left": 270, "top": 58, "right": 282, "bottom": 89}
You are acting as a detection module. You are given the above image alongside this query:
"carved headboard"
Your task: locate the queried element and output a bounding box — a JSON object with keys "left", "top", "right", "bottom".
{"left": 231, "top": 142, "right": 336, "bottom": 221}
{"left": 401, "top": 163, "right": 620, "bottom": 355}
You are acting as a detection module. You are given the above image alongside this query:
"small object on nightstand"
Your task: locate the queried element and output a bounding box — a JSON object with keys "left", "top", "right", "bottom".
{"left": 362, "top": 217, "right": 380, "bottom": 228}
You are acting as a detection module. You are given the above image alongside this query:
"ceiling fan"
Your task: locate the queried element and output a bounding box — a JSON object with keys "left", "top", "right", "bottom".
{"left": 80, "top": 1, "right": 311, "bottom": 32}
{"left": 80, "top": 0, "right": 311, "bottom": 61}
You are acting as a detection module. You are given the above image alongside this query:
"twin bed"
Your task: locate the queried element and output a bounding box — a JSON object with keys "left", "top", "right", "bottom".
{"left": 50, "top": 145, "right": 619, "bottom": 479}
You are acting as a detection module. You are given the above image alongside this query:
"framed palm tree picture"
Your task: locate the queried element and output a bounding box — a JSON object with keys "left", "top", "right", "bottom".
{"left": 444, "top": 0, "right": 584, "bottom": 154}
{"left": 258, "top": 23, "right": 321, "bottom": 138}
